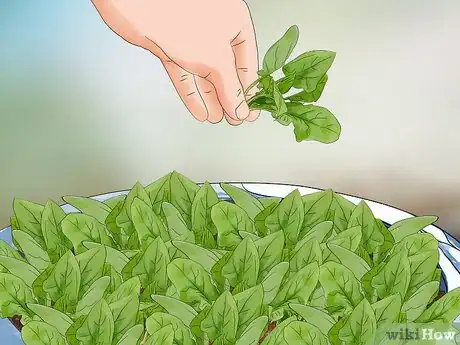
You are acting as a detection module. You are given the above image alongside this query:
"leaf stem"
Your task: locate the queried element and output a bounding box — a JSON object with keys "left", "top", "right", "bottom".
{"left": 140, "top": 330, "right": 149, "bottom": 345}
{"left": 244, "top": 78, "right": 260, "bottom": 98}
{"left": 247, "top": 94, "right": 258, "bottom": 104}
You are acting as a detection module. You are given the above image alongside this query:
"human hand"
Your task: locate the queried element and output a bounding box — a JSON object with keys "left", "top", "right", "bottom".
{"left": 91, "top": 0, "right": 260, "bottom": 125}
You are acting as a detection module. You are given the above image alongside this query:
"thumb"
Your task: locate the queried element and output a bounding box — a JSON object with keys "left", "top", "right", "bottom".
{"left": 205, "top": 51, "right": 249, "bottom": 121}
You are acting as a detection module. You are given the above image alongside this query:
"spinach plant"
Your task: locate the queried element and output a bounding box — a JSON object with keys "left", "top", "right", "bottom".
{"left": 247, "top": 25, "right": 340, "bottom": 143}
{"left": 1, "top": 171, "right": 459, "bottom": 345}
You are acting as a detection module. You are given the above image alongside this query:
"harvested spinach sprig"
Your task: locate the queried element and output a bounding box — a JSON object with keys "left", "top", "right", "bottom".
{"left": 1, "top": 171, "right": 458, "bottom": 345}
{"left": 247, "top": 25, "right": 340, "bottom": 143}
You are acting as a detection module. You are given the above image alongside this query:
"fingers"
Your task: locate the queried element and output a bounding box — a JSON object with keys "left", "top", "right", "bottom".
{"left": 162, "top": 59, "right": 208, "bottom": 122}
{"left": 194, "top": 78, "right": 225, "bottom": 124}
{"left": 164, "top": 53, "right": 256, "bottom": 125}
{"left": 231, "top": 6, "right": 261, "bottom": 122}
{"left": 163, "top": 58, "right": 228, "bottom": 124}
{"left": 205, "top": 48, "right": 250, "bottom": 122}
{"left": 193, "top": 78, "right": 241, "bottom": 125}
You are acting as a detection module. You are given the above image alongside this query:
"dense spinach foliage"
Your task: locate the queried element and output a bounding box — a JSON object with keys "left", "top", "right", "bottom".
{"left": 248, "top": 25, "right": 340, "bottom": 143}
{"left": 1, "top": 171, "right": 459, "bottom": 345}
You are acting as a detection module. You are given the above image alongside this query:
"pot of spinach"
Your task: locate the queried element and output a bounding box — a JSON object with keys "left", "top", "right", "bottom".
{"left": 1, "top": 171, "right": 460, "bottom": 345}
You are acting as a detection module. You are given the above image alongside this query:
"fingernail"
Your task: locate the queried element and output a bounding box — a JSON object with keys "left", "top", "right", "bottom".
{"left": 235, "top": 101, "right": 249, "bottom": 120}
{"left": 225, "top": 115, "right": 243, "bottom": 126}
{"left": 244, "top": 110, "right": 260, "bottom": 122}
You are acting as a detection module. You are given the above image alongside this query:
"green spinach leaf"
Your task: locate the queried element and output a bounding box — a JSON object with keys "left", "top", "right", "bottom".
{"left": 371, "top": 251, "right": 410, "bottom": 300}
{"left": 275, "top": 103, "right": 341, "bottom": 143}
{"left": 416, "top": 287, "right": 460, "bottom": 323}
{"left": 103, "top": 195, "right": 127, "bottom": 210}
{"left": 212, "top": 202, "right": 253, "bottom": 250}
{"left": 61, "top": 213, "right": 114, "bottom": 253}
{"left": 319, "top": 262, "right": 363, "bottom": 316}
{"left": 0, "top": 255, "right": 39, "bottom": 287}
{"left": 327, "top": 243, "right": 370, "bottom": 280}
{"left": 371, "top": 294, "right": 401, "bottom": 326}
{"left": 109, "top": 294, "right": 139, "bottom": 345}
{"left": 220, "top": 184, "right": 263, "bottom": 220}
{"left": 276, "top": 74, "right": 296, "bottom": 94}
{"left": 167, "top": 258, "right": 219, "bottom": 306}
{"left": 13, "top": 199, "right": 45, "bottom": 248}
{"left": 406, "top": 250, "right": 438, "bottom": 299}
{"left": 41, "top": 200, "right": 72, "bottom": 262}
{"left": 172, "top": 240, "right": 219, "bottom": 272}
{"left": 106, "top": 276, "right": 141, "bottom": 304}
{"left": 260, "top": 262, "right": 289, "bottom": 305}
{"left": 43, "top": 251, "right": 80, "bottom": 313}
{"left": 254, "top": 231, "right": 285, "bottom": 280}
{"left": 327, "top": 225, "right": 361, "bottom": 252}
{"left": 132, "top": 237, "right": 169, "bottom": 292}
{"left": 151, "top": 294, "right": 197, "bottom": 326}
{"left": 116, "top": 182, "right": 151, "bottom": 237}
{"left": 11, "top": 230, "right": 51, "bottom": 273}
{"left": 301, "top": 190, "right": 333, "bottom": 236}
{"left": 260, "top": 316, "right": 296, "bottom": 345}
{"left": 162, "top": 202, "right": 195, "bottom": 241}
{"left": 338, "top": 299, "right": 376, "bottom": 345}
{"left": 76, "top": 299, "right": 114, "bottom": 345}
{"left": 290, "top": 239, "right": 322, "bottom": 275}
{"left": 287, "top": 74, "right": 329, "bottom": 103}
{"left": 146, "top": 171, "right": 199, "bottom": 228}
{"left": 373, "top": 220, "right": 395, "bottom": 265}
{"left": 22, "top": 321, "right": 67, "bottom": 345}
{"left": 146, "top": 312, "right": 194, "bottom": 345}
{"left": 402, "top": 281, "right": 439, "bottom": 321}
{"left": 131, "top": 197, "right": 164, "bottom": 247}
{"left": 289, "top": 303, "right": 335, "bottom": 335}
{"left": 27, "top": 303, "right": 73, "bottom": 336}
{"left": 284, "top": 320, "right": 329, "bottom": 345}
{"left": 262, "top": 25, "right": 299, "bottom": 75}
{"left": 234, "top": 285, "right": 264, "bottom": 337}
{"left": 75, "top": 276, "right": 111, "bottom": 318}
{"left": 114, "top": 324, "right": 144, "bottom": 345}
{"left": 144, "top": 325, "right": 174, "bottom": 345}
{"left": 62, "top": 195, "right": 111, "bottom": 223}
{"left": 300, "top": 220, "right": 334, "bottom": 244}
{"left": 0, "top": 273, "right": 35, "bottom": 319}
{"left": 347, "top": 201, "right": 384, "bottom": 253}
{"left": 265, "top": 189, "right": 304, "bottom": 248}
{"left": 191, "top": 182, "right": 219, "bottom": 248}
{"left": 271, "top": 262, "right": 319, "bottom": 308}
{"left": 282, "top": 50, "right": 336, "bottom": 92}
{"left": 82, "top": 242, "right": 129, "bottom": 273}
{"left": 254, "top": 202, "right": 279, "bottom": 237}
{"left": 76, "top": 246, "right": 106, "bottom": 297}
{"left": 235, "top": 316, "right": 268, "bottom": 345}
{"left": 201, "top": 291, "right": 239, "bottom": 345}
{"left": 389, "top": 216, "right": 438, "bottom": 243}
{"left": 222, "top": 237, "right": 260, "bottom": 290}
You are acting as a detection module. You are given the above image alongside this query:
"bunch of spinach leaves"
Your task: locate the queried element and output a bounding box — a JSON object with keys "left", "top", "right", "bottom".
{"left": 247, "top": 25, "right": 340, "bottom": 143}
{"left": 1, "top": 171, "right": 459, "bottom": 345}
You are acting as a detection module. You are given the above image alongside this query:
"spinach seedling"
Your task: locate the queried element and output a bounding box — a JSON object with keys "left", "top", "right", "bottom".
{"left": 246, "top": 25, "right": 340, "bottom": 143}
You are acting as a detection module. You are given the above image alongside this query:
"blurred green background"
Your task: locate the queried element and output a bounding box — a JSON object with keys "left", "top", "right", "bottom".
{"left": 1, "top": 1, "right": 460, "bottom": 234}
